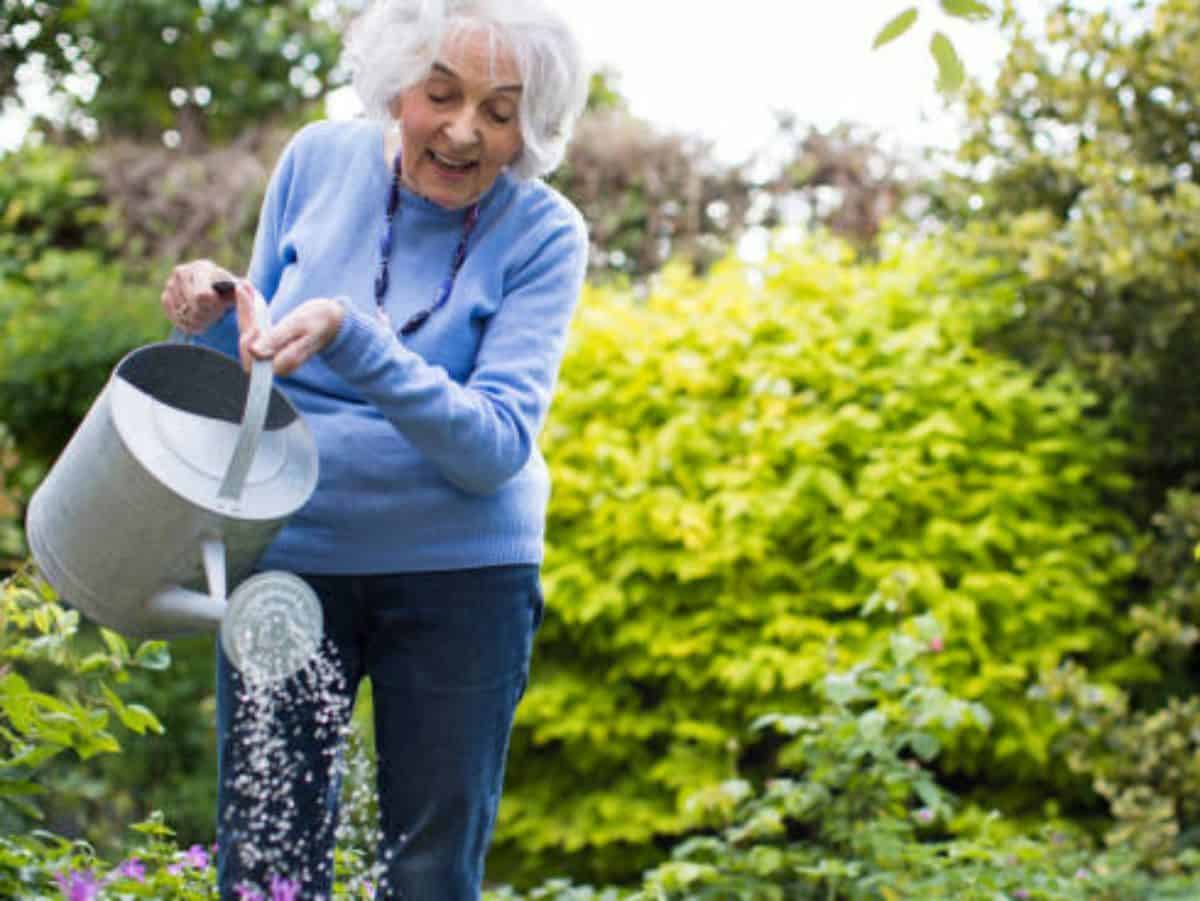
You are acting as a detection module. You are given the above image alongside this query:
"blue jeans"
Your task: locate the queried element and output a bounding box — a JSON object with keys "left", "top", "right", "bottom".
{"left": 215, "top": 565, "right": 543, "bottom": 900}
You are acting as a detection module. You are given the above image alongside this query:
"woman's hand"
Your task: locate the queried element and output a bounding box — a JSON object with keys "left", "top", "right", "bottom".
{"left": 160, "top": 259, "right": 239, "bottom": 334}
{"left": 236, "top": 292, "right": 345, "bottom": 377}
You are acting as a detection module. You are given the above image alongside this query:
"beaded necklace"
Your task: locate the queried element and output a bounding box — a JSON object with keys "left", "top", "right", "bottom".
{"left": 374, "top": 147, "right": 480, "bottom": 336}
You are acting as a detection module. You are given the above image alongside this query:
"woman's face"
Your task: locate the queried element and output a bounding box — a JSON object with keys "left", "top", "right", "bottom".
{"left": 390, "top": 28, "right": 524, "bottom": 209}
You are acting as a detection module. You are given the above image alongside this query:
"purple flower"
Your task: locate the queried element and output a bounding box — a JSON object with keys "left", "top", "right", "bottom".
{"left": 53, "top": 870, "right": 99, "bottom": 901}
{"left": 915, "top": 807, "right": 934, "bottom": 823}
{"left": 117, "top": 858, "right": 146, "bottom": 882}
{"left": 270, "top": 874, "right": 300, "bottom": 901}
{"left": 1013, "top": 890, "right": 1030, "bottom": 900}
{"left": 1075, "top": 867, "right": 1090, "bottom": 879}
{"left": 183, "top": 843, "right": 210, "bottom": 869}
{"left": 235, "top": 884, "right": 265, "bottom": 901}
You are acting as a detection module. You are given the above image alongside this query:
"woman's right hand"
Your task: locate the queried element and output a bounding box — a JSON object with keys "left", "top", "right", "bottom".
{"left": 160, "top": 259, "right": 239, "bottom": 334}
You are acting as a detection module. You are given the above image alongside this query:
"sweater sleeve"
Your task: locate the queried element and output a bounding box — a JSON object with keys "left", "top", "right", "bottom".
{"left": 318, "top": 207, "right": 588, "bottom": 495}
{"left": 246, "top": 134, "right": 299, "bottom": 302}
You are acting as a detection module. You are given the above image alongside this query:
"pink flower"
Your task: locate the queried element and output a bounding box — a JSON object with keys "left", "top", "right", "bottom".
{"left": 915, "top": 807, "right": 934, "bottom": 823}
{"left": 929, "top": 636, "right": 944, "bottom": 653}
{"left": 1013, "top": 890, "right": 1030, "bottom": 899}
{"left": 183, "top": 843, "right": 210, "bottom": 869}
{"left": 1075, "top": 868, "right": 1090, "bottom": 879}
{"left": 270, "top": 874, "right": 300, "bottom": 901}
{"left": 117, "top": 858, "right": 146, "bottom": 882}
{"left": 54, "top": 870, "right": 99, "bottom": 901}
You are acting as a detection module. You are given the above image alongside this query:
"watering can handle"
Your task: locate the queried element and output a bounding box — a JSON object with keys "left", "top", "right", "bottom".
{"left": 218, "top": 292, "right": 273, "bottom": 501}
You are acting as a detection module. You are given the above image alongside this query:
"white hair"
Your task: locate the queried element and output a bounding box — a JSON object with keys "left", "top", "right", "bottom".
{"left": 343, "top": 0, "right": 590, "bottom": 179}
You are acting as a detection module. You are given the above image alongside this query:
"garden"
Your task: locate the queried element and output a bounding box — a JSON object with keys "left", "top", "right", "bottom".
{"left": 4, "top": 1, "right": 1200, "bottom": 898}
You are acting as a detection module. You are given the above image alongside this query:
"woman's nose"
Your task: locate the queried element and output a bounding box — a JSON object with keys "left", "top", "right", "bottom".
{"left": 444, "top": 109, "right": 479, "bottom": 147}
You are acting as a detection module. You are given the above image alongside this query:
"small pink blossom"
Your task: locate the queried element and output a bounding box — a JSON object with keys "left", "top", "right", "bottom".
{"left": 929, "top": 636, "right": 944, "bottom": 653}
{"left": 54, "top": 870, "right": 99, "bottom": 901}
{"left": 117, "top": 858, "right": 146, "bottom": 882}
{"left": 1013, "top": 890, "right": 1030, "bottom": 900}
{"left": 1075, "top": 868, "right": 1090, "bottom": 879}
{"left": 183, "top": 843, "right": 210, "bottom": 869}
{"left": 270, "top": 874, "right": 300, "bottom": 901}
{"left": 915, "top": 807, "right": 934, "bottom": 823}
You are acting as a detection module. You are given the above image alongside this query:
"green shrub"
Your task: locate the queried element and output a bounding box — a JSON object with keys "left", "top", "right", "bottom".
{"left": 489, "top": 620, "right": 1200, "bottom": 899}
{"left": 941, "top": 0, "right": 1200, "bottom": 497}
{"left": 0, "top": 251, "right": 167, "bottom": 467}
{"left": 492, "top": 237, "right": 1139, "bottom": 885}
{"left": 0, "top": 142, "right": 169, "bottom": 476}
{"left": 1126, "top": 489, "right": 1200, "bottom": 699}
{"left": 0, "top": 568, "right": 168, "bottom": 832}
{"left": 1037, "top": 661, "right": 1200, "bottom": 875}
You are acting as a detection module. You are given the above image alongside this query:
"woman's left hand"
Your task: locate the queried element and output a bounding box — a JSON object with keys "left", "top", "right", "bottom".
{"left": 237, "top": 293, "right": 345, "bottom": 377}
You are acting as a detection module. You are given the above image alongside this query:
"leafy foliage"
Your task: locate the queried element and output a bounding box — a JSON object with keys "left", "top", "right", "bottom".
{"left": 490, "top": 236, "right": 1138, "bottom": 885}
{"left": 551, "top": 107, "right": 913, "bottom": 279}
{"left": 0, "top": 568, "right": 168, "bottom": 832}
{"left": 491, "top": 625, "right": 1200, "bottom": 899}
{"left": 873, "top": 1, "right": 995, "bottom": 92}
{"left": 942, "top": 0, "right": 1200, "bottom": 494}
{"left": 1038, "top": 659, "right": 1200, "bottom": 876}
{"left": 1, "top": 0, "right": 342, "bottom": 146}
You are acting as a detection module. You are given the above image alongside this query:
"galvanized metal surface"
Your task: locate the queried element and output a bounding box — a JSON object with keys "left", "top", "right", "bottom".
{"left": 26, "top": 296, "right": 320, "bottom": 650}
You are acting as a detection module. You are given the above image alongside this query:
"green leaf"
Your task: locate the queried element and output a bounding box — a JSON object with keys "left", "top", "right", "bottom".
{"left": 133, "top": 640, "right": 171, "bottom": 671}
{"left": 824, "top": 673, "right": 870, "bottom": 706}
{"left": 873, "top": 7, "right": 919, "bottom": 49}
{"left": 890, "top": 632, "right": 923, "bottom": 666}
{"left": 100, "top": 685, "right": 163, "bottom": 735}
{"left": 931, "top": 31, "right": 966, "bottom": 92}
{"left": 910, "top": 731, "right": 941, "bottom": 761}
{"left": 99, "top": 628, "right": 130, "bottom": 664}
{"left": 939, "top": 0, "right": 992, "bottom": 20}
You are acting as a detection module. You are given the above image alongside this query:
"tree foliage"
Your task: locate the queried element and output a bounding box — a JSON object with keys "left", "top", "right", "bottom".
{"left": 550, "top": 108, "right": 912, "bottom": 280}
{"left": 0, "top": 0, "right": 342, "bottom": 146}
{"left": 941, "top": 0, "right": 1199, "bottom": 495}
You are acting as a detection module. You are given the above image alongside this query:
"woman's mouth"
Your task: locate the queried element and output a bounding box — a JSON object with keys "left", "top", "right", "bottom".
{"left": 428, "top": 149, "right": 479, "bottom": 176}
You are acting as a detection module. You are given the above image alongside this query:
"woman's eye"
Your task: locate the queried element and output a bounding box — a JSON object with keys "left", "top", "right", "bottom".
{"left": 428, "top": 92, "right": 452, "bottom": 104}
{"left": 489, "top": 107, "right": 514, "bottom": 124}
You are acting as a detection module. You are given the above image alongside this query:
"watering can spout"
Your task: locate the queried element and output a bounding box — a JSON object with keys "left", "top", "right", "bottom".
{"left": 143, "top": 536, "right": 229, "bottom": 632}
{"left": 145, "top": 588, "right": 226, "bottom": 633}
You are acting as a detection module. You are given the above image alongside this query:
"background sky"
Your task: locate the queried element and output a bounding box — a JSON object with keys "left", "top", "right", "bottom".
{"left": 541, "top": 0, "right": 1010, "bottom": 162}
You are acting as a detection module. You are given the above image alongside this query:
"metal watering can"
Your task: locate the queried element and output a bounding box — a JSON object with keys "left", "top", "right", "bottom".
{"left": 26, "top": 292, "right": 323, "bottom": 683}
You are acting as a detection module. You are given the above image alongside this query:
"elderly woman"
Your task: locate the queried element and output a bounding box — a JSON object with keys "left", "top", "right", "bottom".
{"left": 159, "top": 1, "right": 589, "bottom": 896}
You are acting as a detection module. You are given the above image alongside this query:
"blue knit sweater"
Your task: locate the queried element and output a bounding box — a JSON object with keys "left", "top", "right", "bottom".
{"left": 199, "top": 118, "right": 588, "bottom": 574}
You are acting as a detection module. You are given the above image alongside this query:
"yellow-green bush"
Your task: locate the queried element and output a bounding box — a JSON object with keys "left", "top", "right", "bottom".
{"left": 492, "top": 237, "right": 1140, "bottom": 885}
